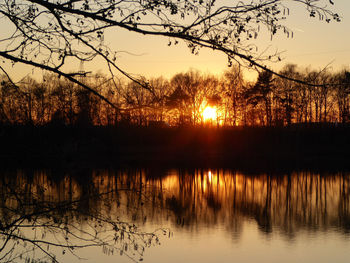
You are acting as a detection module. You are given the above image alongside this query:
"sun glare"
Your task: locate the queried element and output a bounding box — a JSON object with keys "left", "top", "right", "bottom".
{"left": 202, "top": 106, "right": 217, "bottom": 122}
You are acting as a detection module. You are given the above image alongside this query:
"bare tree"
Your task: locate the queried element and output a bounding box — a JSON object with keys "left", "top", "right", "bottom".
{"left": 167, "top": 70, "right": 220, "bottom": 126}
{"left": 245, "top": 70, "right": 275, "bottom": 126}
{"left": 275, "top": 64, "right": 301, "bottom": 125}
{"left": 333, "top": 71, "right": 350, "bottom": 123}
{"left": 0, "top": 0, "right": 340, "bottom": 105}
{"left": 0, "top": 172, "right": 169, "bottom": 263}
{"left": 222, "top": 66, "right": 245, "bottom": 126}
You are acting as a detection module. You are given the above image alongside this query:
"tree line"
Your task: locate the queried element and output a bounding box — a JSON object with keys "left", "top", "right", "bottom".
{"left": 1, "top": 64, "right": 350, "bottom": 127}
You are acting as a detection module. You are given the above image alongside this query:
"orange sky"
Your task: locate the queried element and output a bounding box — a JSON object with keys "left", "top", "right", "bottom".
{"left": 105, "top": 0, "right": 350, "bottom": 80}
{"left": 2, "top": 0, "right": 350, "bottom": 82}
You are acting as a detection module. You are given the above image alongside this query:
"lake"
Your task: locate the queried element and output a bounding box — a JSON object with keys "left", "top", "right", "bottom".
{"left": 0, "top": 168, "right": 349, "bottom": 263}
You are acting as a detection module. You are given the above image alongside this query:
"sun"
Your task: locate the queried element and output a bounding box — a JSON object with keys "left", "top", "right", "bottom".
{"left": 202, "top": 106, "right": 217, "bottom": 122}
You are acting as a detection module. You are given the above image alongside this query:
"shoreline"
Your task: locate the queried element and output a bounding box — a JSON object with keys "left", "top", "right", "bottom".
{"left": 1, "top": 125, "right": 349, "bottom": 171}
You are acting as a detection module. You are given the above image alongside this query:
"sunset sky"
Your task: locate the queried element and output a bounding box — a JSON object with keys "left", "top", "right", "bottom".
{"left": 2, "top": 0, "right": 350, "bottom": 82}
{"left": 111, "top": 0, "right": 350, "bottom": 80}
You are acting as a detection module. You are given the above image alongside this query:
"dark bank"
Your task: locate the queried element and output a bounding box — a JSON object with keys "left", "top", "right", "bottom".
{"left": 1, "top": 124, "right": 349, "bottom": 170}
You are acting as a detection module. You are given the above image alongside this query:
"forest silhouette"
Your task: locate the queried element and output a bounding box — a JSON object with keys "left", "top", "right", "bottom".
{"left": 1, "top": 65, "right": 350, "bottom": 168}
{"left": 1, "top": 65, "right": 350, "bottom": 127}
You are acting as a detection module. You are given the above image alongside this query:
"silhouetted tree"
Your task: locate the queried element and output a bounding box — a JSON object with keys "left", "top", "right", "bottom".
{"left": 334, "top": 71, "right": 350, "bottom": 123}
{"left": 148, "top": 77, "right": 172, "bottom": 123}
{"left": 275, "top": 64, "right": 301, "bottom": 125}
{"left": 0, "top": 0, "right": 340, "bottom": 104}
{"left": 167, "top": 78, "right": 191, "bottom": 125}
{"left": 167, "top": 71, "right": 221, "bottom": 126}
{"left": 0, "top": 77, "right": 18, "bottom": 124}
{"left": 1, "top": 66, "right": 350, "bottom": 127}
{"left": 222, "top": 66, "right": 246, "bottom": 126}
{"left": 0, "top": 171, "right": 168, "bottom": 263}
{"left": 245, "top": 70, "right": 275, "bottom": 126}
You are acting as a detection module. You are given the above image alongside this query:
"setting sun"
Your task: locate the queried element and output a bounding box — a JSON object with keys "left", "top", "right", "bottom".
{"left": 202, "top": 106, "right": 217, "bottom": 122}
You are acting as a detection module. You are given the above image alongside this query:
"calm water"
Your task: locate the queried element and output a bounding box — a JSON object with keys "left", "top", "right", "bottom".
{"left": 0, "top": 169, "right": 350, "bottom": 263}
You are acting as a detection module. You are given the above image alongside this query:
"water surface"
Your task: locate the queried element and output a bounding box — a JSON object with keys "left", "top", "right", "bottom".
{"left": 0, "top": 169, "right": 349, "bottom": 262}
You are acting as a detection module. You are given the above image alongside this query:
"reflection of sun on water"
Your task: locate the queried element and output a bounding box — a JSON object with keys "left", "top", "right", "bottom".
{"left": 202, "top": 106, "right": 217, "bottom": 122}
{"left": 208, "top": 170, "right": 212, "bottom": 180}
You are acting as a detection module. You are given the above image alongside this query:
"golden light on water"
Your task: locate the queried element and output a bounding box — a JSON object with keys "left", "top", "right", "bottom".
{"left": 202, "top": 106, "right": 217, "bottom": 122}
{"left": 208, "top": 170, "right": 212, "bottom": 182}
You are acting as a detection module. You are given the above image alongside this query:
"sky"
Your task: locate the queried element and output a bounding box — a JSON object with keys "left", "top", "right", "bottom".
{"left": 2, "top": 0, "right": 350, "bottom": 82}
{"left": 108, "top": 0, "right": 350, "bottom": 80}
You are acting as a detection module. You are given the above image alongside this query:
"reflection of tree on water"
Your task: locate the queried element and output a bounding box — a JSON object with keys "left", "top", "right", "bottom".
{"left": 0, "top": 170, "right": 169, "bottom": 263}
{"left": 90, "top": 168, "right": 350, "bottom": 239}
{"left": 159, "top": 170, "right": 350, "bottom": 238}
{"left": 1, "top": 169, "right": 350, "bottom": 262}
